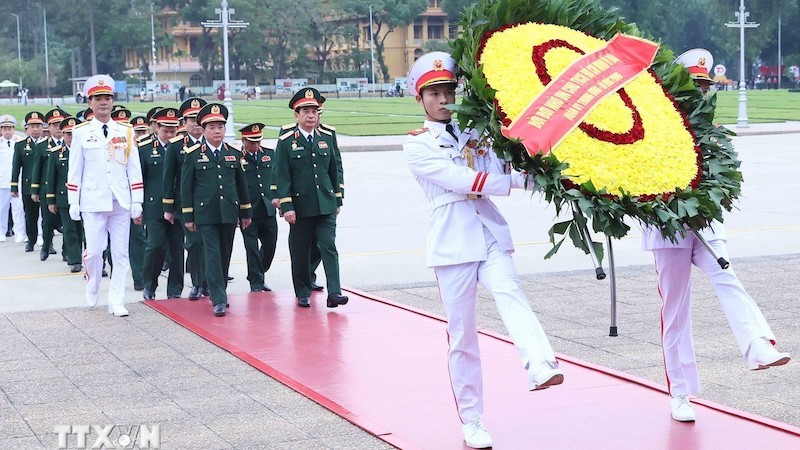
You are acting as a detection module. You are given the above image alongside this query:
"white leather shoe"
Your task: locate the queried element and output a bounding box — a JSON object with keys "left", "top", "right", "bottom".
{"left": 462, "top": 419, "right": 493, "bottom": 449}
{"left": 747, "top": 338, "right": 791, "bottom": 370}
{"left": 0, "top": 235, "right": 6, "bottom": 242}
{"left": 108, "top": 305, "right": 129, "bottom": 317}
{"left": 670, "top": 395, "right": 696, "bottom": 422}
{"left": 86, "top": 296, "right": 99, "bottom": 307}
{"left": 527, "top": 360, "right": 564, "bottom": 391}
{"left": 14, "top": 235, "right": 25, "bottom": 243}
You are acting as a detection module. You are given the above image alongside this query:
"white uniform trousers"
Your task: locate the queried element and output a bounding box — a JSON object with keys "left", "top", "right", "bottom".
{"left": 653, "top": 237, "right": 775, "bottom": 397}
{"left": 82, "top": 200, "right": 131, "bottom": 307}
{"left": 434, "top": 227, "right": 556, "bottom": 423}
{"left": 0, "top": 189, "right": 25, "bottom": 237}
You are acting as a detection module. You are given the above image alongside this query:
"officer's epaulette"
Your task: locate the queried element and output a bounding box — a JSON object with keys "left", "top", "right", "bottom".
{"left": 138, "top": 138, "right": 153, "bottom": 147}
{"left": 49, "top": 146, "right": 62, "bottom": 152}
{"left": 168, "top": 135, "right": 184, "bottom": 144}
{"left": 278, "top": 130, "right": 294, "bottom": 141}
{"left": 225, "top": 143, "right": 241, "bottom": 153}
{"left": 408, "top": 127, "right": 428, "bottom": 136}
{"left": 280, "top": 123, "right": 296, "bottom": 131}
{"left": 184, "top": 143, "right": 201, "bottom": 154}
{"left": 319, "top": 123, "right": 336, "bottom": 132}
{"left": 73, "top": 121, "right": 90, "bottom": 129}
{"left": 318, "top": 128, "right": 332, "bottom": 136}
{"left": 118, "top": 122, "right": 132, "bottom": 128}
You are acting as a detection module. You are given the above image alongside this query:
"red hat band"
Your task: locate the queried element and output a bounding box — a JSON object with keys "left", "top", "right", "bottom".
{"left": 416, "top": 69, "right": 456, "bottom": 93}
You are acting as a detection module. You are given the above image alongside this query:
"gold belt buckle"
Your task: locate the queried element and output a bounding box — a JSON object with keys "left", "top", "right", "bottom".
{"left": 467, "top": 194, "right": 478, "bottom": 200}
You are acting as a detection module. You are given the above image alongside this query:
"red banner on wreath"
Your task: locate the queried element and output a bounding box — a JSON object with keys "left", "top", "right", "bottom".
{"left": 500, "top": 34, "right": 659, "bottom": 156}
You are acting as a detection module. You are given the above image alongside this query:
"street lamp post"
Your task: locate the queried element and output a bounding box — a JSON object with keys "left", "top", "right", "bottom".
{"left": 369, "top": 5, "right": 375, "bottom": 92}
{"left": 726, "top": 0, "right": 758, "bottom": 128}
{"left": 10, "top": 13, "right": 22, "bottom": 93}
{"left": 203, "top": 0, "right": 248, "bottom": 143}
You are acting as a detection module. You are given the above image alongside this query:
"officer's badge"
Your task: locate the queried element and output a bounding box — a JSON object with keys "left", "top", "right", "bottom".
{"left": 224, "top": 155, "right": 236, "bottom": 162}
{"left": 152, "top": 148, "right": 158, "bottom": 155}
{"left": 191, "top": 99, "right": 200, "bottom": 108}
{"left": 240, "top": 158, "right": 248, "bottom": 166}
{"left": 261, "top": 155, "right": 271, "bottom": 162}
{"left": 318, "top": 141, "right": 328, "bottom": 149}
{"left": 305, "top": 90, "right": 314, "bottom": 99}
{"left": 211, "top": 105, "right": 220, "bottom": 114}
{"left": 291, "top": 142, "right": 298, "bottom": 150}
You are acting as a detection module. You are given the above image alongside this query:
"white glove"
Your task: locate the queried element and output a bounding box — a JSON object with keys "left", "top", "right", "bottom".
{"left": 130, "top": 202, "right": 143, "bottom": 219}
{"left": 69, "top": 204, "right": 81, "bottom": 221}
{"left": 511, "top": 171, "right": 537, "bottom": 191}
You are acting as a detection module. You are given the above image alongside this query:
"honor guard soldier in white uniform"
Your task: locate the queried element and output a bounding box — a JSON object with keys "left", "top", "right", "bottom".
{"left": 404, "top": 52, "right": 563, "bottom": 449}
{"left": 0, "top": 115, "right": 26, "bottom": 242}
{"left": 642, "top": 48, "right": 790, "bottom": 423}
{"left": 68, "top": 74, "right": 144, "bottom": 317}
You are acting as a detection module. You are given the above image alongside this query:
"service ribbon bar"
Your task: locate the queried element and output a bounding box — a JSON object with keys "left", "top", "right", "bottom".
{"left": 500, "top": 34, "right": 659, "bottom": 156}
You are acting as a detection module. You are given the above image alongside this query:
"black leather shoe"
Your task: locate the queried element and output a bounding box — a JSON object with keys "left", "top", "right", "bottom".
{"left": 167, "top": 294, "right": 181, "bottom": 299}
{"left": 213, "top": 304, "right": 227, "bottom": 316}
{"left": 161, "top": 260, "right": 170, "bottom": 272}
{"left": 49, "top": 247, "right": 56, "bottom": 254}
{"left": 227, "top": 276, "right": 234, "bottom": 281}
{"left": 102, "top": 269, "right": 109, "bottom": 277}
{"left": 250, "top": 286, "right": 263, "bottom": 293}
{"left": 25, "top": 243, "right": 34, "bottom": 252}
{"left": 133, "top": 284, "right": 144, "bottom": 291}
{"left": 262, "top": 284, "right": 272, "bottom": 292}
{"left": 310, "top": 282, "right": 324, "bottom": 291}
{"left": 70, "top": 263, "right": 82, "bottom": 273}
{"left": 142, "top": 289, "right": 155, "bottom": 300}
{"left": 297, "top": 297, "right": 311, "bottom": 307}
{"left": 40, "top": 249, "right": 49, "bottom": 261}
{"left": 327, "top": 293, "right": 349, "bottom": 308}
{"left": 188, "top": 286, "right": 201, "bottom": 300}
{"left": 4, "top": 230, "right": 11, "bottom": 237}
{"left": 201, "top": 286, "right": 210, "bottom": 296}
{"left": 62, "top": 255, "right": 68, "bottom": 262}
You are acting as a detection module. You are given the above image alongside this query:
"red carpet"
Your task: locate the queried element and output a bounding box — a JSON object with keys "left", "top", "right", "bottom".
{"left": 145, "top": 289, "right": 800, "bottom": 449}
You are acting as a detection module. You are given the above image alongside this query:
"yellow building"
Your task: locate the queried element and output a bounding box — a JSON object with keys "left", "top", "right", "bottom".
{"left": 123, "top": 3, "right": 455, "bottom": 86}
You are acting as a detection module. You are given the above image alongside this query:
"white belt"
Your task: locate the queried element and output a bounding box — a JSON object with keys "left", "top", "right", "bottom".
{"left": 430, "top": 192, "right": 472, "bottom": 209}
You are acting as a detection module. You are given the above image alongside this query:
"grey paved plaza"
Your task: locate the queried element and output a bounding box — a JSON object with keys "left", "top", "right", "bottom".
{"left": 0, "top": 124, "right": 798, "bottom": 448}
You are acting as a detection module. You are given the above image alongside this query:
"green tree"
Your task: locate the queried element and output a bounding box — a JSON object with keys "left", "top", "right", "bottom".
{"left": 338, "top": 0, "right": 428, "bottom": 82}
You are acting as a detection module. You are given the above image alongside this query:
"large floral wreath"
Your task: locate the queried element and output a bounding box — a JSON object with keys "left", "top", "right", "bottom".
{"left": 450, "top": 0, "right": 742, "bottom": 262}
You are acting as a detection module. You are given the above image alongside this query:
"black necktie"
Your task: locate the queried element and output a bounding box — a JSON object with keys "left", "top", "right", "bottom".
{"left": 445, "top": 123, "right": 458, "bottom": 142}
{"left": 102, "top": 124, "right": 108, "bottom": 138}
{"left": 6, "top": 141, "right": 9, "bottom": 147}
{"left": 307, "top": 134, "right": 313, "bottom": 145}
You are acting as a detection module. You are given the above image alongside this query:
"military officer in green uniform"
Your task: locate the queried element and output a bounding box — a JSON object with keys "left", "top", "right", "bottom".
{"left": 275, "top": 88, "right": 347, "bottom": 308}
{"left": 108, "top": 107, "right": 147, "bottom": 291}
{"left": 140, "top": 107, "right": 184, "bottom": 299}
{"left": 181, "top": 103, "right": 252, "bottom": 316}
{"left": 31, "top": 108, "right": 70, "bottom": 260}
{"left": 46, "top": 117, "right": 84, "bottom": 273}
{"left": 278, "top": 108, "right": 345, "bottom": 292}
{"left": 239, "top": 123, "right": 278, "bottom": 292}
{"left": 130, "top": 116, "right": 150, "bottom": 140}
{"left": 164, "top": 97, "right": 208, "bottom": 300}
{"left": 11, "top": 111, "right": 46, "bottom": 251}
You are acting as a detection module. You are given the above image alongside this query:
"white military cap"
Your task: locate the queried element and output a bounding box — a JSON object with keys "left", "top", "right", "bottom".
{"left": 0, "top": 114, "right": 16, "bottom": 127}
{"left": 407, "top": 51, "right": 457, "bottom": 96}
{"left": 675, "top": 48, "right": 713, "bottom": 81}
{"left": 83, "top": 74, "right": 115, "bottom": 98}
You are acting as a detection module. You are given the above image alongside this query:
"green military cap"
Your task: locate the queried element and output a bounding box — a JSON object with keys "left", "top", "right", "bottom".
{"left": 129, "top": 116, "right": 148, "bottom": 131}
{"left": 78, "top": 108, "right": 94, "bottom": 121}
{"left": 196, "top": 103, "right": 228, "bottom": 127}
{"left": 24, "top": 111, "right": 45, "bottom": 126}
{"left": 111, "top": 108, "right": 132, "bottom": 123}
{"left": 289, "top": 87, "right": 325, "bottom": 111}
{"left": 59, "top": 117, "right": 82, "bottom": 132}
{"left": 153, "top": 107, "right": 180, "bottom": 126}
{"left": 179, "top": 97, "right": 207, "bottom": 118}
{"left": 146, "top": 106, "right": 163, "bottom": 123}
{"left": 44, "top": 109, "right": 70, "bottom": 125}
{"left": 239, "top": 123, "right": 265, "bottom": 142}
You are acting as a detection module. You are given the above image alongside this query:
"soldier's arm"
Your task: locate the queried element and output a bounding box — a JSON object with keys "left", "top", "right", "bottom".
{"left": 45, "top": 149, "right": 58, "bottom": 205}
{"left": 162, "top": 142, "right": 178, "bottom": 214}
{"left": 180, "top": 145, "right": 197, "bottom": 225}
{"left": 236, "top": 163, "right": 252, "bottom": 221}
{"left": 326, "top": 141, "right": 342, "bottom": 208}
{"left": 274, "top": 137, "right": 294, "bottom": 215}
{"left": 10, "top": 142, "right": 21, "bottom": 195}
{"left": 30, "top": 143, "right": 44, "bottom": 199}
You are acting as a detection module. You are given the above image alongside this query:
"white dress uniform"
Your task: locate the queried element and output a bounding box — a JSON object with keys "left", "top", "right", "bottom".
{"left": 0, "top": 119, "right": 26, "bottom": 241}
{"left": 641, "top": 223, "right": 776, "bottom": 396}
{"left": 68, "top": 115, "right": 143, "bottom": 308}
{"left": 405, "top": 119, "right": 559, "bottom": 424}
